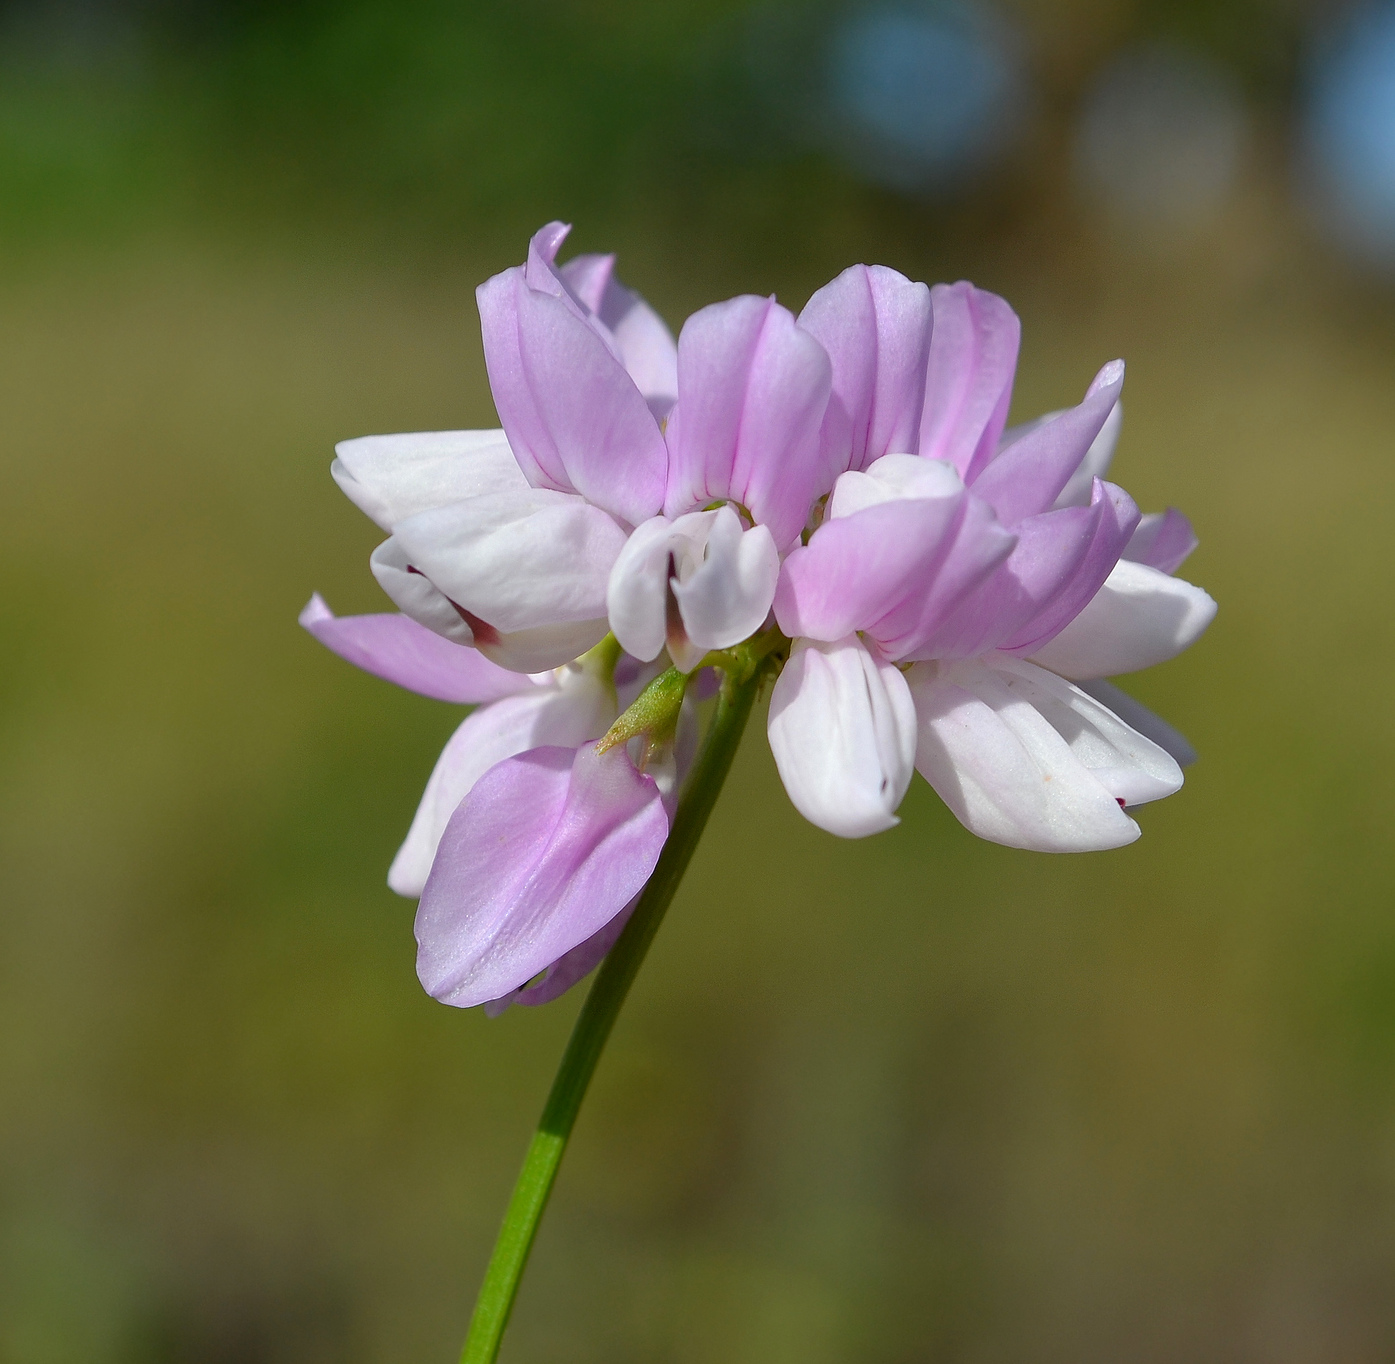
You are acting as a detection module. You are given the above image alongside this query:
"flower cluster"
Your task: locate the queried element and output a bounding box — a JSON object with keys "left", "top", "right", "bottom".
{"left": 303, "top": 223, "right": 1215, "bottom": 1012}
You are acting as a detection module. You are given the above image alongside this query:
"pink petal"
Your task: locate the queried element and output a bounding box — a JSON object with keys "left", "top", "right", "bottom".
{"left": 969, "top": 361, "right": 1125, "bottom": 526}
{"left": 415, "top": 743, "right": 669, "bottom": 1008}
{"left": 1001, "top": 478, "right": 1140, "bottom": 656}
{"left": 1123, "top": 507, "right": 1198, "bottom": 575}
{"left": 918, "top": 282, "right": 1020, "bottom": 482}
{"left": 663, "top": 294, "right": 832, "bottom": 550}
{"left": 798, "top": 263, "right": 933, "bottom": 482}
{"left": 563, "top": 253, "right": 680, "bottom": 422}
{"left": 477, "top": 265, "right": 667, "bottom": 526}
{"left": 774, "top": 494, "right": 1014, "bottom": 659}
{"left": 298, "top": 594, "right": 534, "bottom": 703}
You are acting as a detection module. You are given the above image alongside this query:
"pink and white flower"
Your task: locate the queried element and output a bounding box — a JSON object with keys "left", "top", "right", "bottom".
{"left": 304, "top": 225, "right": 1216, "bottom": 1009}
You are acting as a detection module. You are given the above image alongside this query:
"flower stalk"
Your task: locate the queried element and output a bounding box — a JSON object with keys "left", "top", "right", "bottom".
{"left": 459, "top": 650, "right": 774, "bottom": 1364}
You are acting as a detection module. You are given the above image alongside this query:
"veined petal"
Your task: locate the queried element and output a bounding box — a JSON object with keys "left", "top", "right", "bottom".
{"left": 919, "top": 282, "right": 1020, "bottom": 482}
{"left": 298, "top": 594, "right": 535, "bottom": 703}
{"left": 799, "top": 263, "right": 933, "bottom": 481}
{"left": 331, "top": 429, "right": 527, "bottom": 532}
{"left": 1123, "top": 508, "right": 1198, "bottom": 575}
{"left": 1026, "top": 559, "right": 1217, "bottom": 679}
{"left": 663, "top": 294, "right": 832, "bottom": 549}
{"left": 908, "top": 656, "right": 1182, "bottom": 852}
{"left": 393, "top": 489, "right": 627, "bottom": 634}
{"left": 387, "top": 667, "right": 616, "bottom": 897}
{"left": 415, "top": 743, "right": 668, "bottom": 1008}
{"left": 767, "top": 636, "right": 918, "bottom": 838}
{"left": 970, "top": 361, "right": 1126, "bottom": 525}
{"left": 477, "top": 263, "right": 667, "bottom": 525}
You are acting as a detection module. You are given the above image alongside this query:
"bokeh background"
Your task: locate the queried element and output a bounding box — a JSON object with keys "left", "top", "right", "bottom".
{"left": 3, "top": 0, "right": 1395, "bottom": 1359}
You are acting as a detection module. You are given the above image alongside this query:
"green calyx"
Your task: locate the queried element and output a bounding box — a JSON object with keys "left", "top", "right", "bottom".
{"left": 595, "top": 627, "right": 790, "bottom": 761}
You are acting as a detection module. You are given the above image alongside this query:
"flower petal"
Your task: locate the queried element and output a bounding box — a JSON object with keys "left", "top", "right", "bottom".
{"left": 605, "top": 514, "right": 683, "bottom": 663}
{"left": 1049, "top": 400, "right": 1122, "bottom": 509}
{"left": 331, "top": 429, "right": 527, "bottom": 532}
{"left": 298, "top": 594, "right": 535, "bottom": 703}
{"left": 1000, "top": 479, "right": 1141, "bottom": 656}
{"left": 370, "top": 537, "right": 475, "bottom": 645}
{"left": 387, "top": 667, "right": 616, "bottom": 897}
{"left": 370, "top": 536, "right": 609, "bottom": 671}
{"left": 912, "top": 501, "right": 1102, "bottom": 659}
{"left": 1075, "top": 679, "right": 1198, "bottom": 768}
{"left": 1123, "top": 508, "right": 1198, "bottom": 574}
{"left": 663, "top": 294, "right": 832, "bottom": 549}
{"left": 415, "top": 743, "right": 668, "bottom": 1007}
{"left": 970, "top": 361, "right": 1126, "bottom": 525}
{"left": 560, "top": 253, "right": 680, "bottom": 422}
{"left": 670, "top": 508, "right": 780, "bottom": 653}
{"left": 477, "top": 262, "right": 667, "bottom": 525}
{"left": 393, "top": 489, "right": 627, "bottom": 633}
{"left": 798, "top": 264, "right": 933, "bottom": 482}
{"left": 908, "top": 656, "right": 1182, "bottom": 851}
{"left": 1026, "top": 559, "right": 1217, "bottom": 679}
{"left": 919, "top": 282, "right": 1020, "bottom": 482}
{"left": 775, "top": 489, "right": 1014, "bottom": 657}
{"left": 767, "top": 636, "right": 918, "bottom": 838}
{"left": 826, "top": 452, "right": 963, "bottom": 518}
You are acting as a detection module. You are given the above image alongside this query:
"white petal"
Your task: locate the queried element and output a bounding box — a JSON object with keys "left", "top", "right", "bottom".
{"left": 394, "top": 489, "right": 628, "bottom": 634}
{"left": 671, "top": 508, "right": 779, "bottom": 652}
{"left": 371, "top": 538, "right": 607, "bottom": 672}
{"left": 828, "top": 453, "right": 963, "bottom": 518}
{"left": 333, "top": 430, "right": 528, "bottom": 531}
{"left": 907, "top": 656, "right": 1183, "bottom": 852}
{"left": 1075, "top": 678, "right": 1197, "bottom": 767}
{"left": 387, "top": 666, "right": 616, "bottom": 896}
{"left": 472, "top": 619, "right": 611, "bottom": 674}
{"left": 606, "top": 507, "right": 778, "bottom": 667}
{"left": 605, "top": 514, "right": 702, "bottom": 662}
{"left": 1027, "top": 559, "right": 1217, "bottom": 680}
{"left": 767, "top": 636, "right": 918, "bottom": 838}
{"left": 370, "top": 537, "right": 475, "bottom": 644}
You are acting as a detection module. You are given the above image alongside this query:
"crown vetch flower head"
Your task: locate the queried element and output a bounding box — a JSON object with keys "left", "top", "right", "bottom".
{"left": 303, "top": 222, "right": 1216, "bottom": 1012}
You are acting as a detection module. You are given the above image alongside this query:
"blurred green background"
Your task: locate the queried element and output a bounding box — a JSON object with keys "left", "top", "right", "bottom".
{"left": 3, "top": 0, "right": 1395, "bottom": 1359}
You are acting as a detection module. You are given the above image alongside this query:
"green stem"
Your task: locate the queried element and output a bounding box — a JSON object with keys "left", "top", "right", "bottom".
{"left": 459, "top": 665, "right": 765, "bottom": 1364}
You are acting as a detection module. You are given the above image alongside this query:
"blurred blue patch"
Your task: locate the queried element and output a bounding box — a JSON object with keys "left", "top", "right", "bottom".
{"left": 1302, "top": 4, "right": 1395, "bottom": 266}
{"left": 822, "top": 2, "right": 1026, "bottom": 195}
{"left": 1073, "top": 44, "right": 1248, "bottom": 238}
